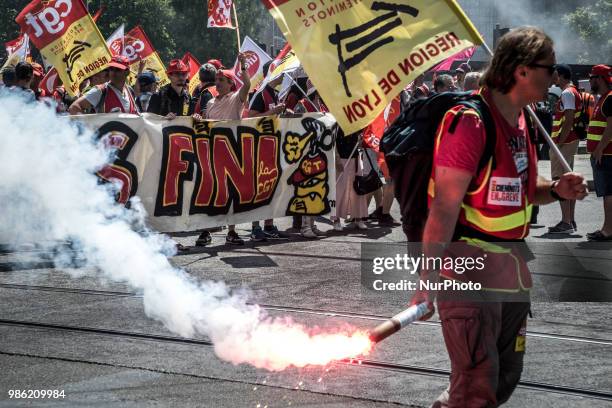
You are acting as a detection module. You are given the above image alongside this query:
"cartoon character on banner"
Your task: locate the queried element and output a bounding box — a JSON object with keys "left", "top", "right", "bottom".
{"left": 284, "top": 118, "right": 336, "bottom": 215}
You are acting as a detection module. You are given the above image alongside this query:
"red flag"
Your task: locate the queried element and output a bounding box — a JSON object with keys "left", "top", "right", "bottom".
{"left": 207, "top": 0, "right": 234, "bottom": 28}
{"left": 181, "top": 52, "right": 201, "bottom": 81}
{"left": 5, "top": 33, "right": 30, "bottom": 61}
{"left": 432, "top": 47, "right": 477, "bottom": 72}
{"left": 182, "top": 52, "right": 202, "bottom": 95}
{"left": 40, "top": 67, "right": 60, "bottom": 95}
{"left": 91, "top": 6, "right": 106, "bottom": 22}
{"left": 123, "top": 25, "right": 170, "bottom": 86}
{"left": 362, "top": 96, "right": 401, "bottom": 179}
{"left": 362, "top": 96, "right": 401, "bottom": 152}
{"left": 124, "top": 26, "right": 156, "bottom": 64}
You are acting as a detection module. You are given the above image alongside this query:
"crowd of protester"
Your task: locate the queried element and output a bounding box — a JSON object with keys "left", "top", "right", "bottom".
{"left": 1, "top": 55, "right": 610, "bottom": 245}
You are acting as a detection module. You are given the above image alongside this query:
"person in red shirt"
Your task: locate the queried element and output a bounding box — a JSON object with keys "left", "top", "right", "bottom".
{"left": 412, "top": 27, "right": 588, "bottom": 407}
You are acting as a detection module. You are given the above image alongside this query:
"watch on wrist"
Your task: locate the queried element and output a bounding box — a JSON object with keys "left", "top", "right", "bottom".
{"left": 550, "top": 180, "right": 566, "bottom": 201}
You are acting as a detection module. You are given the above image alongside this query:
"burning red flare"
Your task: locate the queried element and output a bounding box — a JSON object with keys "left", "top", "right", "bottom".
{"left": 212, "top": 317, "right": 373, "bottom": 371}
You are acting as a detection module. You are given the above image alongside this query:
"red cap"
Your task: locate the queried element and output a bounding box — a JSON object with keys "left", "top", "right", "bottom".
{"left": 108, "top": 55, "right": 130, "bottom": 70}
{"left": 31, "top": 62, "right": 44, "bottom": 77}
{"left": 167, "top": 59, "right": 190, "bottom": 74}
{"left": 591, "top": 64, "right": 612, "bottom": 83}
{"left": 217, "top": 69, "right": 237, "bottom": 90}
{"left": 207, "top": 59, "right": 224, "bottom": 70}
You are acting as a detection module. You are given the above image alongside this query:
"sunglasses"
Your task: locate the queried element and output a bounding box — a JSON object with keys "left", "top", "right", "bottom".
{"left": 529, "top": 63, "right": 556, "bottom": 75}
{"left": 589, "top": 75, "right": 601, "bottom": 80}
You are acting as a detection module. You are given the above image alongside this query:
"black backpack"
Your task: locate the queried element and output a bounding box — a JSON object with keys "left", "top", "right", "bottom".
{"left": 380, "top": 92, "right": 497, "bottom": 241}
{"left": 574, "top": 92, "right": 590, "bottom": 140}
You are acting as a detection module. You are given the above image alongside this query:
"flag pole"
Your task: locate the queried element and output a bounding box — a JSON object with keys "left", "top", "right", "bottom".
{"left": 283, "top": 74, "right": 316, "bottom": 108}
{"left": 232, "top": 1, "right": 241, "bottom": 53}
{"left": 481, "top": 42, "right": 571, "bottom": 173}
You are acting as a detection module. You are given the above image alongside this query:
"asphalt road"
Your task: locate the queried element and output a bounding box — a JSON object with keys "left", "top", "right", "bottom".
{"left": 0, "top": 156, "right": 610, "bottom": 407}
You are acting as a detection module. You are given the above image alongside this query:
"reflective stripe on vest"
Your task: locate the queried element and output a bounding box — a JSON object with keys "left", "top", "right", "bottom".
{"left": 431, "top": 93, "right": 536, "bottom": 291}
{"left": 551, "top": 85, "right": 582, "bottom": 143}
{"left": 587, "top": 121, "right": 608, "bottom": 141}
{"left": 461, "top": 202, "right": 533, "bottom": 233}
{"left": 430, "top": 94, "right": 537, "bottom": 241}
{"left": 586, "top": 91, "right": 612, "bottom": 154}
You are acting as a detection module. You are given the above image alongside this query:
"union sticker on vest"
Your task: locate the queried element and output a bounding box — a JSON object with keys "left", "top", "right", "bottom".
{"left": 488, "top": 177, "right": 522, "bottom": 207}
{"left": 513, "top": 151, "right": 529, "bottom": 174}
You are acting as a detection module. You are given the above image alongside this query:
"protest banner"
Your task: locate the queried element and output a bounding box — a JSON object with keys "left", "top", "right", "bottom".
{"left": 75, "top": 113, "right": 337, "bottom": 232}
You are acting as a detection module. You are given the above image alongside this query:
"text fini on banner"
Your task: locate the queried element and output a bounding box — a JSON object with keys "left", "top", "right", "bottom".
{"left": 74, "top": 113, "right": 338, "bottom": 232}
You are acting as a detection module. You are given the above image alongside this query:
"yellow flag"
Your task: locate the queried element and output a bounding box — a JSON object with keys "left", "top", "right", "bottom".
{"left": 16, "top": 0, "right": 112, "bottom": 96}
{"left": 267, "top": 43, "right": 300, "bottom": 80}
{"left": 264, "top": 0, "right": 483, "bottom": 133}
{"left": 130, "top": 52, "right": 170, "bottom": 88}
{"left": 124, "top": 27, "right": 170, "bottom": 87}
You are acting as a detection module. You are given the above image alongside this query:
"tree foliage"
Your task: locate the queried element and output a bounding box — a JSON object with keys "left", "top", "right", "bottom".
{"left": 563, "top": 0, "right": 612, "bottom": 64}
{"left": 169, "top": 0, "right": 271, "bottom": 65}
{"left": 1, "top": 0, "right": 273, "bottom": 68}
{"left": 0, "top": 0, "right": 23, "bottom": 50}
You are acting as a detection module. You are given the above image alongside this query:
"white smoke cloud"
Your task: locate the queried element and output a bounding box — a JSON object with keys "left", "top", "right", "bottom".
{"left": 491, "top": 0, "right": 601, "bottom": 64}
{"left": 0, "top": 90, "right": 370, "bottom": 371}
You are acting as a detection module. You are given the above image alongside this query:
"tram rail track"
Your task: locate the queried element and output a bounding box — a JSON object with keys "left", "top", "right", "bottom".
{"left": 1, "top": 282, "right": 611, "bottom": 347}
{"left": 0, "top": 318, "right": 610, "bottom": 402}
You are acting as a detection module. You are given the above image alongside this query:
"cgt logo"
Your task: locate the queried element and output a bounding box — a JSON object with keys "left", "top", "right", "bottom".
{"left": 123, "top": 39, "right": 145, "bottom": 62}
{"left": 24, "top": 0, "right": 73, "bottom": 37}
{"left": 243, "top": 51, "right": 260, "bottom": 77}
{"left": 109, "top": 39, "right": 123, "bottom": 56}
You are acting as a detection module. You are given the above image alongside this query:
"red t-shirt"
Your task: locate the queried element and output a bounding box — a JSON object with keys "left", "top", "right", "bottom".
{"left": 435, "top": 90, "right": 530, "bottom": 188}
